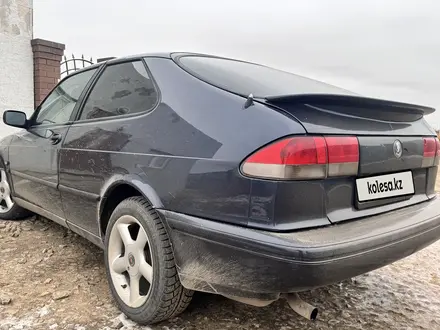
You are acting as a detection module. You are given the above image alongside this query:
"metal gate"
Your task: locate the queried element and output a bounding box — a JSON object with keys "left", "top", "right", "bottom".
{"left": 60, "top": 54, "right": 94, "bottom": 77}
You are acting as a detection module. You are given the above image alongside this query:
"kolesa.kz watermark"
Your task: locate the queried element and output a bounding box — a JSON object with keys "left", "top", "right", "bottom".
{"left": 367, "top": 178, "right": 403, "bottom": 194}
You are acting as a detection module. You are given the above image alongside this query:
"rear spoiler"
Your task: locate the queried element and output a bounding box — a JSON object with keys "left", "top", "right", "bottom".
{"left": 263, "top": 94, "right": 435, "bottom": 118}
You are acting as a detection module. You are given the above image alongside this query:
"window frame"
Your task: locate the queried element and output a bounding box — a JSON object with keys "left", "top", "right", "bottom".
{"left": 28, "top": 65, "right": 101, "bottom": 128}
{"left": 72, "top": 58, "right": 161, "bottom": 124}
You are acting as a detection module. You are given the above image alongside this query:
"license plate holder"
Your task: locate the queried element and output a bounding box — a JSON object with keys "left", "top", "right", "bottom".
{"left": 356, "top": 171, "right": 415, "bottom": 202}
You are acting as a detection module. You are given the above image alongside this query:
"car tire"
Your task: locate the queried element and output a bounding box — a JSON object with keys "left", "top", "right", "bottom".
{"left": 104, "top": 196, "right": 193, "bottom": 325}
{"left": 0, "top": 168, "right": 32, "bottom": 221}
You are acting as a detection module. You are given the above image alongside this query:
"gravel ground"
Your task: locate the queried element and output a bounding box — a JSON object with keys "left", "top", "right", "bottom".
{"left": 0, "top": 175, "right": 439, "bottom": 330}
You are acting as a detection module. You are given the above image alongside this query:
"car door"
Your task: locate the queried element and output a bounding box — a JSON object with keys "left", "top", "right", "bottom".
{"left": 8, "top": 68, "right": 98, "bottom": 223}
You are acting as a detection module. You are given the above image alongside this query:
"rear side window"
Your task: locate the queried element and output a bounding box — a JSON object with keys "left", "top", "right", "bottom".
{"left": 78, "top": 61, "right": 157, "bottom": 121}
{"left": 178, "top": 56, "right": 355, "bottom": 98}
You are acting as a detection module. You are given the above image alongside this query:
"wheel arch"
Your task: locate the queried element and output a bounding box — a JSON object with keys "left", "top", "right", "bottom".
{"left": 98, "top": 174, "right": 164, "bottom": 239}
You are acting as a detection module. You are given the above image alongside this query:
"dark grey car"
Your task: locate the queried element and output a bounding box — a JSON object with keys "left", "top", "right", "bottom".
{"left": 1, "top": 53, "right": 440, "bottom": 324}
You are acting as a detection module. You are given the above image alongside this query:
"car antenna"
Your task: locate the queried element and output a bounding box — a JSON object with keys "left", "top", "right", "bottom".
{"left": 243, "top": 94, "right": 254, "bottom": 109}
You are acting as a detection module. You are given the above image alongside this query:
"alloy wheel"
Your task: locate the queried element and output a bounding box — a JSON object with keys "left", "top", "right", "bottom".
{"left": 0, "top": 169, "right": 14, "bottom": 214}
{"left": 108, "top": 215, "right": 154, "bottom": 308}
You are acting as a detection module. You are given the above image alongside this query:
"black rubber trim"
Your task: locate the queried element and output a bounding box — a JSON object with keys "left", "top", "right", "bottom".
{"left": 14, "top": 197, "right": 67, "bottom": 227}
{"left": 66, "top": 220, "right": 103, "bottom": 248}
{"left": 10, "top": 170, "right": 57, "bottom": 189}
{"left": 59, "top": 184, "right": 101, "bottom": 201}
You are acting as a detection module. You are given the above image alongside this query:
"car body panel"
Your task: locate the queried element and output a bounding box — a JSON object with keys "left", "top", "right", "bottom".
{"left": 8, "top": 125, "right": 69, "bottom": 220}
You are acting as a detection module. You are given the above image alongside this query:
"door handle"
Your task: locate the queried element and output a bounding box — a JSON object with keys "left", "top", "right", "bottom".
{"left": 50, "top": 133, "right": 62, "bottom": 145}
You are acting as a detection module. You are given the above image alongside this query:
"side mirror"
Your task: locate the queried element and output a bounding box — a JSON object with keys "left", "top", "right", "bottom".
{"left": 3, "top": 110, "right": 28, "bottom": 129}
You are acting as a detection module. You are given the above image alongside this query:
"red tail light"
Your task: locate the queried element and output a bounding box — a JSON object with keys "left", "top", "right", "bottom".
{"left": 325, "top": 136, "right": 359, "bottom": 177}
{"left": 245, "top": 137, "right": 327, "bottom": 165}
{"left": 242, "top": 136, "right": 359, "bottom": 180}
{"left": 422, "top": 137, "right": 440, "bottom": 167}
{"left": 423, "top": 138, "right": 436, "bottom": 157}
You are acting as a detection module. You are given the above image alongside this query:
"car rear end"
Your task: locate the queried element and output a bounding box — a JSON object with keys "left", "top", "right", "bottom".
{"left": 240, "top": 94, "right": 440, "bottom": 230}
{"left": 165, "top": 54, "right": 440, "bottom": 301}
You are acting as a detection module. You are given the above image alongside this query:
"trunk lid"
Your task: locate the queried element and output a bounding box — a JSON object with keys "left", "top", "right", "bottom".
{"left": 358, "top": 136, "right": 423, "bottom": 176}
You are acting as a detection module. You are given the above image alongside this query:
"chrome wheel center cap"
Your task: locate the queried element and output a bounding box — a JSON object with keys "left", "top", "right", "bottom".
{"left": 125, "top": 247, "right": 140, "bottom": 276}
{"left": 128, "top": 253, "right": 136, "bottom": 267}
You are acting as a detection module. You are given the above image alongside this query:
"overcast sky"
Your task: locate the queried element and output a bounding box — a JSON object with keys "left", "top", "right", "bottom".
{"left": 34, "top": 0, "right": 440, "bottom": 128}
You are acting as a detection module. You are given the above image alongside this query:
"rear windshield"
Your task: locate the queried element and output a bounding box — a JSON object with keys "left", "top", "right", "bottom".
{"left": 177, "top": 55, "right": 355, "bottom": 98}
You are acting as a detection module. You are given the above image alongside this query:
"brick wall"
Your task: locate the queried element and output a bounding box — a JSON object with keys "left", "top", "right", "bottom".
{"left": 31, "top": 39, "right": 65, "bottom": 108}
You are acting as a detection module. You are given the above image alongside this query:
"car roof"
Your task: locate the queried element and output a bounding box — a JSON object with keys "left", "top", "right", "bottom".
{"left": 76, "top": 52, "right": 248, "bottom": 73}
{"left": 107, "top": 52, "right": 174, "bottom": 64}
{"left": 106, "top": 52, "right": 235, "bottom": 64}
{"left": 68, "top": 52, "right": 243, "bottom": 76}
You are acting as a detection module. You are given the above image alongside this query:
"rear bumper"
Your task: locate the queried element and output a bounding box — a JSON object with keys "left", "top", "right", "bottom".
{"left": 160, "top": 196, "right": 440, "bottom": 300}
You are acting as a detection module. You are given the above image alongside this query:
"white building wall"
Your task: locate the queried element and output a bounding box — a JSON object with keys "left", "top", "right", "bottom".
{"left": 0, "top": 0, "right": 34, "bottom": 137}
